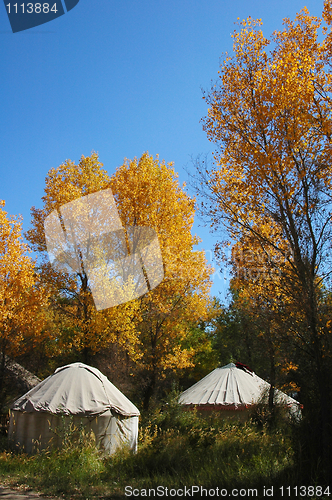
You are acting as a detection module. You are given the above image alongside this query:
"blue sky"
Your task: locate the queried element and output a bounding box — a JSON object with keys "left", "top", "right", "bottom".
{"left": 0, "top": 0, "right": 326, "bottom": 301}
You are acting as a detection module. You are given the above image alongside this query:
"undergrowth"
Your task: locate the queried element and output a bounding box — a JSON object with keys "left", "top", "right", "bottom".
{"left": 0, "top": 396, "right": 323, "bottom": 499}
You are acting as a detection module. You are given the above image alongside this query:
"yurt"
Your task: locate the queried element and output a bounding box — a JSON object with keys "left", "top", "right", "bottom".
{"left": 8, "top": 362, "right": 140, "bottom": 455}
{"left": 179, "top": 362, "right": 301, "bottom": 419}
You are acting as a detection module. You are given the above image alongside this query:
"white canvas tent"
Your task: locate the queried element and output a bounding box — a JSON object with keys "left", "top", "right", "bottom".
{"left": 8, "top": 362, "right": 140, "bottom": 455}
{"left": 179, "top": 362, "right": 301, "bottom": 419}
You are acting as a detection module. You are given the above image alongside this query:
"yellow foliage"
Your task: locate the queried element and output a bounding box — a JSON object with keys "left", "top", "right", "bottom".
{"left": 200, "top": 4, "right": 332, "bottom": 328}
{"left": 0, "top": 201, "right": 48, "bottom": 358}
{"left": 27, "top": 152, "right": 214, "bottom": 381}
{"left": 199, "top": 3, "right": 332, "bottom": 395}
{"left": 110, "top": 153, "right": 214, "bottom": 378}
{"left": 27, "top": 153, "right": 141, "bottom": 360}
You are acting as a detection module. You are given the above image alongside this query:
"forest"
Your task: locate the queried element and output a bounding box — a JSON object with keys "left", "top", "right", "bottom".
{"left": 1, "top": 1, "right": 332, "bottom": 497}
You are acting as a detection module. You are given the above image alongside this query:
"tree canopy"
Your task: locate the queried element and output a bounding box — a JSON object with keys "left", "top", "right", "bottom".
{"left": 25, "top": 152, "right": 214, "bottom": 407}
{"left": 0, "top": 200, "right": 48, "bottom": 398}
{"left": 195, "top": 3, "right": 332, "bottom": 472}
{"left": 110, "top": 153, "right": 214, "bottom": 407}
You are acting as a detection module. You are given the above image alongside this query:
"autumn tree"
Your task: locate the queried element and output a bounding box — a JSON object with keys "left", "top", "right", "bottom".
{"left": 110, "top": 153, "right": 214, "bottom": 408}
{"left": 0, "top": 201, "right": 48, "bottom": 402}
{"left": 229, "top": 237, "right": 302, "bottom": 409}
{"left": 26, "top": 153, "right": 141, "bottom": 364}
{"left": 194, "top": 5, "right": 332, "bottom": 470}
{"left": 27, "top": 152, "right": 214, "bottom": 406}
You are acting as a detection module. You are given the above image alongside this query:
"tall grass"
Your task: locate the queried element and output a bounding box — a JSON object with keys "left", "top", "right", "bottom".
{"left": 0, "top": 397, "right": 322, "bottom": 499}
{"left": 105, "top": 396, "right": 295, "bottom": 491}
{"left": 0, "top": 423, "right": 105, "bottom": 498}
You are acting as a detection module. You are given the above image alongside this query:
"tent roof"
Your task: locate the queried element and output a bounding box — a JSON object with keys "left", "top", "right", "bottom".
{"left": 179, "top": 363, "right": 300, "bottom": 408}
{"left": 11, "top": 362, "right": 140, "bottom": 417}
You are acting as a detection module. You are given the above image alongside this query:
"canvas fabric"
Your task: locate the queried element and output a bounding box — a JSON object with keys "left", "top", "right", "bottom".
{"left": 11, "top": 362, "right": 139, "bottom": 417}
{"left": 179, "top": 363, "right": 301, "bottom": 416}
{"left": 8, "top": 362, "right": 140, "bottom": 455}
{"left": 8, "top": 410, "right": 139, "bottom": 455}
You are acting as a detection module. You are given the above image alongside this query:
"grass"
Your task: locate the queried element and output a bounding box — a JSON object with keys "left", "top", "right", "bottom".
{"left": 0, "top": 399, "right": 327, "bottom": 499}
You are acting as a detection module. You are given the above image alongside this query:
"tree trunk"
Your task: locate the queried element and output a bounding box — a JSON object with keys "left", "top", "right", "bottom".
{"left": 0, "top": 343, "right": 7, "bottom": 410}
{"left": 304, "top": 273, "right": 331, "bottom": 473}
{"left": 143, "top": 332, "right": 158, "bottom": 410}
{"left": 268, "top": 353, "right": 276, "bottom": 411}
{"left": 143, "top": 371, "right": 156, "bottom": 411}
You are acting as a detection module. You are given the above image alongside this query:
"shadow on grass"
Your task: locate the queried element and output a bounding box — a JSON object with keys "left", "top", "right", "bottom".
{"left": 0, "top": 398, "right": 329, "bottom": 499}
